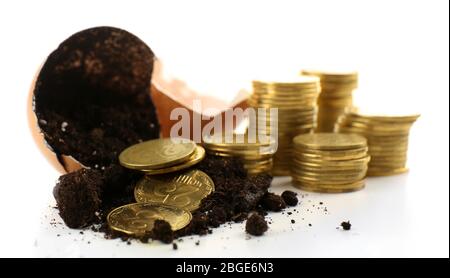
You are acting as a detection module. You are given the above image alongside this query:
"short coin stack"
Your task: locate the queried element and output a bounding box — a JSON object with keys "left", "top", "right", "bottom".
{"left": 202, "top": 133, "right": 276, "bottom": 175}
{"left": 248, "top": 76, "right": 321, "bottom": 176}
{"left": 336, "top": 109, "right": 420, "bottom": 176}
{"left": 108, "top": 138, "right": 214, "bottom": 236}
{"left": 302, "top": 70, "right": 358, "bottom": 132}
{"left": 119, "top": 138, "right": 205, "bottom": 175}
{"left": 291, "top": 133, "right": 370, "bottom": 193}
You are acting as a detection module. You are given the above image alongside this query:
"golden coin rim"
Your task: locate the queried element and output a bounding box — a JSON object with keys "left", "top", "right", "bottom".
{"left": 141, "top": 146, "right": 205, "bottom": 175}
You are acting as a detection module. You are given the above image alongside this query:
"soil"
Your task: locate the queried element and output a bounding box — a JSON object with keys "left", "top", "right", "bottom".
{"left": 152, "top": 220, "right": 174, "bottom": 244}
{"left": 281, "top": 190, "right": 299, "bottom": 206}
{"left": 57, "top": 155, "right": 285, "bottom": 243}
{"left": 341, "top": 221, "right": 352, "bottom": 230}
{"left": 34, "top": 26, "right": 160, "bottom": 169}
{"left": 245, "top": 213, "right": 268, "bottom": 236}
{"left": 53, "top": 168, "right": 103, "bottom": 228}
{"left": 260, "top": 192, "right": 286, "bottom": 212}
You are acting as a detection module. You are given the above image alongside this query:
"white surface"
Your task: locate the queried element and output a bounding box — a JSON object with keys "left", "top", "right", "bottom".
{"left": 0, "top": 0, "right": 448, "bottom": 257}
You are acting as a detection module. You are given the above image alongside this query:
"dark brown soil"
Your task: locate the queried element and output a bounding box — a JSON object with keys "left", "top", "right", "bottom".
{"left": 260, "top": 192, "right": 286, "bottom": 212}
{"left": 341, "top": 221, "right": 352, "bottom": 230}
{"left": 245, "top": 213, "right": 268, "bottom": 236}
{"left": 152, "top": 220, "right": 174, "bottom": 244}
{"left": 281, "top": 190, "right": 299, "bottom": 206}
{"left": 54, "top": 164, "right": 141, "bottom": 228}
{"left": 34, "top": 26, "right": 160, "bottom": 169}
{"left": 57, "top": 155, "right": 283, "bottom": 244}
{"left": 53, "top": 168, "right": 103, "bottom": 228}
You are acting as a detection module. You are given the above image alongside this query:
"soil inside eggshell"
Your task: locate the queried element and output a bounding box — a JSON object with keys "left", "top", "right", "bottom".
{"left": 34, "top": 26, "right": 160, "bottom": 169}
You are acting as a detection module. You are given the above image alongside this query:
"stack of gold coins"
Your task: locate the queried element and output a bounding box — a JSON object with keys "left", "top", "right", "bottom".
{"left": 202, "top": 133, "right": 276, "bottom": 175}
{"left": 302, "top": 70, "right": 358, "bottom": 132}
{"left": 119, "top": 138, "right": 205, "bottom": 175}
{"left": 248, "top": 76, "right": 321, "bottom": 176}
{"left": 335, "top": 109, "right": 420, "bottom": 176}
{"left": 291, "top": 133, "right": 370, "bottom": 193}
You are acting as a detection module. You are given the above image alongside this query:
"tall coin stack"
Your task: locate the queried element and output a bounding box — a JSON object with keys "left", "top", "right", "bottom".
{"left": 336, "top": 109, "right": 420, "bottom": 176}
{"left": 202, "top": 133, "right": 276, "bottom": 175}
{"left": 302, "top": 70, "right": 358, "bottom": 132}
{"left": 248, "top": 76, "right": 321, "bottom": 176}
{"left": 291, "top": 133, "right": 370, "bottom": 193}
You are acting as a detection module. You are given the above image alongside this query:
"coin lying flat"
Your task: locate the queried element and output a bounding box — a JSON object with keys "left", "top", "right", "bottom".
{"left": 119, "top": 138, "right": 196, "bottom": 170}
{"left": 107, "top": 203, "right": 192, "bottom": 236}
{"left": 141, "top": 146, "right": 206, "bottom": 175}
{"left": 292, "top": 179, "right": 365, "bottom": 193}
{"left": 293, "top": 133, "right": 367, "bottom": 150}
{"left": 135, "top": 169, "right": 214, "bottom": 212}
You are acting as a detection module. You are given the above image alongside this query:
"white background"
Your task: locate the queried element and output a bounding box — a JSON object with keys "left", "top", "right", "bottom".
{"left": 0, "top": 0, "right": 448, "bottom": 257}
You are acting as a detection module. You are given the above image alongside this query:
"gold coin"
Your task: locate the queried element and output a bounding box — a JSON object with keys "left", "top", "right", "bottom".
{"left": 292, "top": 163, "right": 368, "bottom": 174}
{"left": 254, "top": 109, "right": 318, "bottom": 117}
{"left": 293, "top": 150, "right": 368, "bottom": 160}
{"left": 293, "top": 146, "right": 368, "bottom": 156}
{"left": 292, "top": 157, "right": 370, "bottom": 169}
{"left": 337, "top": 124, "right": 413, "bottom": 135}
{"left": 203, "top": 133, "right": 275, "bottom": 147}
{"left": 205, "top": 148, "right": 275, "bottom": 160}
{"left": 319, "top": 91, "right": 354, "bottom": 98}
{"left": 369, "top": 162, "right": 407, "bottom": 169}
{"left": 340, "top": 121, "right": 414, "bottom": 132}
{"left": 293, "top": 133, "right": 367, "bottom": 150}
{"left": 244, "top": 159, "right": 273, "bottom": 168}
{"left": 252, "top": 91, "right": 319, "bottom": 98}
{"left": 368, "top": 147, "right": 409, "bottom": 153}
{"left": 369, "top": 155, "right": 408, "bottom": 161}
{"left": 119, "top": 138, "right": 196, "bottom": 170}
{"left": 345, "top": 110, "right": 420, "bottom": 123}
{"left": 247, "top": 101, "right": 316, "bottom": 109}
{"left": 292, "top": 179, "right": 365, "bottom": 190}
{"left": 246, "top": 165, "right": 273, "bottom": 172}
{"left": 367, "top": 167, "right": 409, "bottom": 176}
{"left": 292, "top": 155, "right": 370, "bottom": 164}
{"left": 291, "top": 167, "right": 368, "bottom": 180}
{"left": 142, "top": 146, "right": 205, "bottom": 175}
{"left": 253, "top": 76, "right": 320, "bottom": 87}
{"left": 292, "top": 180, "right": 365, "bottom": 193}
{"left": 205, "top": 149, "right": 275, "bottom": 160}
{"left": 292, "top": 176, "right": 365, "bottom": 187}
{"left": 135, "top": 169, "right": 214, "bottom": 212}
{"left": 369, "top": 161, "right": 407, "bottom": 168}
{"left": 302, "top": 69, "right": 358, "bottom": 80}
{"left": 107, "top": 203, "right": 192, "bottom": 236}
{"left": 291, "top": 172, "right": 366, "bottom": 183}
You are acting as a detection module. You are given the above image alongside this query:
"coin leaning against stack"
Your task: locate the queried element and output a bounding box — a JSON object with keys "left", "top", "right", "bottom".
{"left": 248, "top": 76, "right": 321, "bottom": 176}
{"left": 336, "top": 109, "right": 420, "bottom": 176}
{"left": 302, "top": 70, "right": 358, "bottom": 132}
{"left": 202, "top": 133, "right": 276, "bottom": 175}
{"left": 108, "top": 138, "right": 214, "bottom": 236}
{"left": 291, "top": 133, "right": 370, "bottom": 193}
